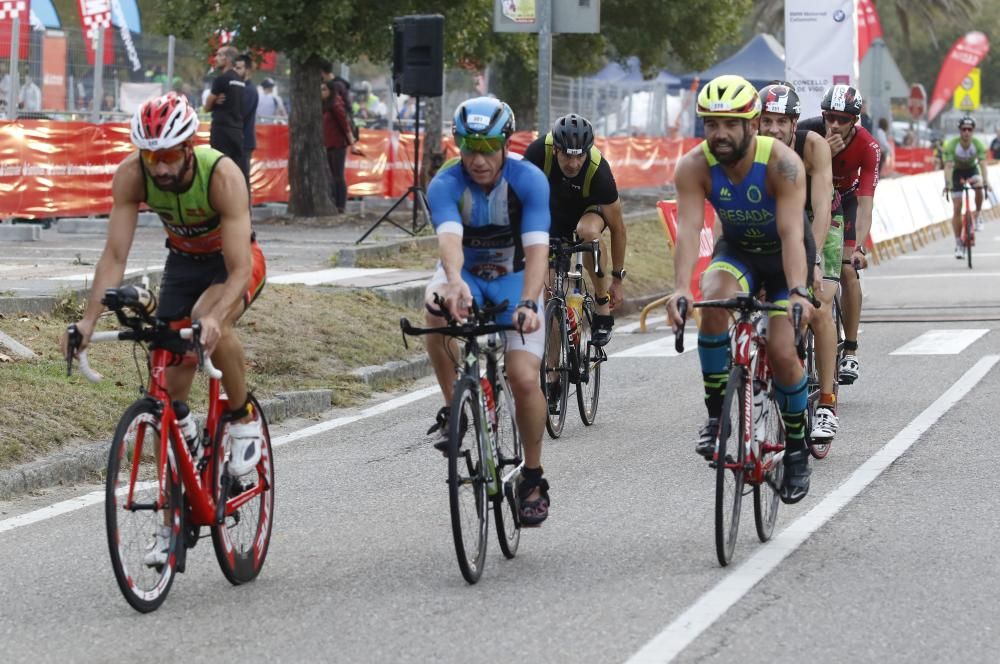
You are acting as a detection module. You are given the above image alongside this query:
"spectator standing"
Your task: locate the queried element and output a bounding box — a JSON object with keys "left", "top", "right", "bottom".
{"left": 875, "top": 117, "right": 892, "bottom": 175}
{"left": 204, "top": 46, "right": 246, "bottom": 177}
{"left": 322, "top": 79, "right": 356, "bottom": 214}
{"left": 255, "top": 78, "right": 287, "bottom": 119}
{"left": 19, "top": 75, "right": 42, "bottom": 112}
{"left": 235, "top": 54, "right": 258, "bottom": 185}
{"left": 990, "top": 128, "right": 1000, "bottom": 161}
{"left": 352, "top": 81, "right": 386, "bottom": 128}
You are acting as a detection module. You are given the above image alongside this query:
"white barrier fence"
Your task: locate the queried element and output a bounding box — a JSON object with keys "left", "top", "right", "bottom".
{"left": 869, "top": 164, "right": 1000, "bottom": 260}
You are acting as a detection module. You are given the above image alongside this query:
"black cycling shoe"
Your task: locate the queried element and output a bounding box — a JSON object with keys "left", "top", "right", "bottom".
{"left": 428, "top": 406, "right": 451, "bottom": 453}
{"left": 695, "top": 417, "right": 720, "bottom": 459}
{"left": 546, "top": 380, "right": 562, "bottom": 415}
{"left": 591, "top": 314, "right": 615, "bottom": 347}
{"left": 779, "top": 447, "right": 812, "bottom": 504}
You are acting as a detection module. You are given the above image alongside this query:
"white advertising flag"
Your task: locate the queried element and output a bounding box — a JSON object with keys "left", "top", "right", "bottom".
{"left": 785, "top": 0, "right": 859, "bottom": 119}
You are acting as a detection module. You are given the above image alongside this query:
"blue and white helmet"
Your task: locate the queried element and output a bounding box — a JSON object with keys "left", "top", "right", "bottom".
{"left": 452, "top": 96, "right": 515, "bottom": 139}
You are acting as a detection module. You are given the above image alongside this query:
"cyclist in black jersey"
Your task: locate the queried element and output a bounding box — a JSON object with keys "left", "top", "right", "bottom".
{"left": 523, "top": 114, "right": 627, "bottom": 347}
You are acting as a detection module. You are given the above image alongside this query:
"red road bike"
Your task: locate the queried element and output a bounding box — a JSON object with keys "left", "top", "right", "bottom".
{"left": 67, "top": 286, "right": 275, "bottom": 612}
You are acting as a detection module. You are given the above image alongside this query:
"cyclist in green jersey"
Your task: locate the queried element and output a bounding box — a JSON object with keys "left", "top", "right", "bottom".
{"left": 942, "top": 116, "right": 992, "bottom": 258}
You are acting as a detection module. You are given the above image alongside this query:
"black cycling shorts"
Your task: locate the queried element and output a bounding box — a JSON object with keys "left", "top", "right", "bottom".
{"left": 156, "top": 241, "right": 266, "bottom": 321}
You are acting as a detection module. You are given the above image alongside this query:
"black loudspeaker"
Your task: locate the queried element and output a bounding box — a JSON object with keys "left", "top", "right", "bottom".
{"left": 392, "top": 14, "right": 444, "bottom": 97}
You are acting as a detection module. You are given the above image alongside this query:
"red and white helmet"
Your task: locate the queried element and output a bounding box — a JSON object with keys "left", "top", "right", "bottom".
{"left": 130, "top": 93, "right": 198, "bottom": 150}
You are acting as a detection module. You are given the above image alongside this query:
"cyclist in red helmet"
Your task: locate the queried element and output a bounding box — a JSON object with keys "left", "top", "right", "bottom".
{"left": 62, "top": 92, "right": 267, "bottom": 492}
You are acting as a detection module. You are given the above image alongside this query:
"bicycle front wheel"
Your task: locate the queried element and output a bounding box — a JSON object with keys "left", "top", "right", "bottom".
{"left": 449, "top": 378, "right": 489, "bottom": 583}
{"left": 966, "top": 208, "right": 974, "bottom": 269}
{"left": 715, "top": 367, "right": 746, "bottom": 567}
{"left": 492, "top": 372, "right": 522, "bottom": 559}
{"left": 542, "top": 299, "right": 570, "bottom": 438}
{"left": 575, "top": 297, "right": 602, "bottom": 425}
{"left": 105, "top": 398, "right": 181, "bottom": 613}
{"left": 753, "top": 383, "right": 784, "bottom": 542}
{"left": 212, "top": 394, "right": 275, "bottom": 585}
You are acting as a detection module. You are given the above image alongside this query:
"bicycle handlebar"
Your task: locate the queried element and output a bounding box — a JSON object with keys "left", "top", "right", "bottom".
{"left": 550, "top": 238, "right": 603, "bottom": 278}
{"left": 68, "top": 325, "right": 223, "bottom": 383}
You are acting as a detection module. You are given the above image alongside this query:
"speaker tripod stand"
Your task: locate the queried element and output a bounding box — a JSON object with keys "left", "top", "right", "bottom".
{"left": 356, "top": 95, "right": 430, "bottom": 244}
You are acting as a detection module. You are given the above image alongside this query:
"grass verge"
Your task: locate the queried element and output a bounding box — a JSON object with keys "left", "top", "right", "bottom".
{"left": 0, "top": 286, "right": 423, "bottom": 469}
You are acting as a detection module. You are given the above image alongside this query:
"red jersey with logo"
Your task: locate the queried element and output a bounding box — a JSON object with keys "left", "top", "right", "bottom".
{"left": 799, "top": 117, "right": 880, "bottom": 197}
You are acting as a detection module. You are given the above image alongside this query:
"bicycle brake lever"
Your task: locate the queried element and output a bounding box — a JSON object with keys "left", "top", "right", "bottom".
{"left": 65, "top": 324, "right": 80, "bottom": 376}
{"left": 592, "top": 240, "right": 604, "bottom": 278}
{"left": 792, "top": 303, "right": 806, "bottom": 360}
{"left": 399, "top": 318, "right": 410, "bottom": 350}
{"left": 675, "top": 297, "right": 688, "bottom": 354}
{"left": 517, "top": 312, "right": 526, "bottom": 344}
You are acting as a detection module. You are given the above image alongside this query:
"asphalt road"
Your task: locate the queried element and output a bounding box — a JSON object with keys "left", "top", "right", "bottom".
{"left": 2, "top": 226, "right": 999, "bottom": 663}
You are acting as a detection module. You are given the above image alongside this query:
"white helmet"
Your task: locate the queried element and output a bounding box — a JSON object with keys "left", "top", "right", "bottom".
{"left": 130, "top": 92, "right": 199, "bottom": 151}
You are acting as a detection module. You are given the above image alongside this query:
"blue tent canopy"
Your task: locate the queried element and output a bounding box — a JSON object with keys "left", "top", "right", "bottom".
{"left": 593, "top": 56, "right": 644, "bottom": 83}
{"left": 680, "top": 34, "right": 785, "bottom": 90}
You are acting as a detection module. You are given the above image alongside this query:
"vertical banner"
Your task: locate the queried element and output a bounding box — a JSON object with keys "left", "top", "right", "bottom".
{"left": 856, "top": 0, "right": 882, "bottom": 61}
{"left": 0, "top": 0, "right": 31, "bottom": 58}
{"left": 41, "top": 30, "right": 66, "bottom": 110}
{"left": 76, "top": 0, "right": 114, "bottom": 66}
{"left": 785, "top": 0, "right": 859, "bottom": 118}
{"left": 928, "top": 32, "right": 989, "bottom": 121}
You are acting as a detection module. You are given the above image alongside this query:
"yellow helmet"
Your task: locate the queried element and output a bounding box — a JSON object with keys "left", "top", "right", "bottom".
{"left": 697, "top": 75, "right": 761, "bottom": 119}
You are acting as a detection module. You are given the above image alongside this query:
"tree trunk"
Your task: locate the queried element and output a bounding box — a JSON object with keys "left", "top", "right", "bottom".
{"left": 287, "top": 55, "right": 335, "bottom": 218}
{"left": 420, "top": 96, "right": 444, "bottom": 186}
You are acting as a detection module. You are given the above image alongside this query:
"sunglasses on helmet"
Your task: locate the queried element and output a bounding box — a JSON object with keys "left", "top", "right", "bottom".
{"left": 140, "top": 146, "right": 188, "bottom": 165}
{"left": 458, "top": 134, "right": 505, "bottom": 155}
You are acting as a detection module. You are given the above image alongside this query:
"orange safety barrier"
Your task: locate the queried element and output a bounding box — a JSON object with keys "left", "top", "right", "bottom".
{"left": 0, "top": 119, "right": 939, "bottom": 220}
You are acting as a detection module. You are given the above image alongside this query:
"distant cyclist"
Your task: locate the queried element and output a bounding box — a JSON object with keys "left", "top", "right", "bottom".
{"left": 942, "top": 115, "right": 991, "bottom": 256}
{"left": 798, "top": 85, "right": 879, "bottom": 386}
{"left": 523, "top": 113, "right": 627, "bottom": 347}
{"left": 758, "top": 82, "right": 841, "bottom": 441}
{"left": 666, "top": 75, "right": 816, "bottom": 504}
{"left": 424, "top": 97, "right": 553, "bottom": 526}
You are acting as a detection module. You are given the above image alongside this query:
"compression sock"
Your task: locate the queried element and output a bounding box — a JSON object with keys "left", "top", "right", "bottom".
{"left": 698, "top": 332, "right": 730, "bottom": 417}
{"left": 774, "top": 374, "right": 808, "bottom": 452}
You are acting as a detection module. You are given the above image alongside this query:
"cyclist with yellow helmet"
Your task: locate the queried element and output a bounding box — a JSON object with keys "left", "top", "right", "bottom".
{"left": 665, "top": 74, "right": 817, "bottom": 503}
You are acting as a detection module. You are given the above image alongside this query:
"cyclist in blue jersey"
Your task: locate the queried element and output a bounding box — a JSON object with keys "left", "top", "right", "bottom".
{"left": 424, "top": 97, "right": 553, "bottom": 525}
{"left": 665, "top": 75, "right": 817, "bottom": 504}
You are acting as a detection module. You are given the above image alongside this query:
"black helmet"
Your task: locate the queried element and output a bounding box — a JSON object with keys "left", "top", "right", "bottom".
{"left": 958, "top": 115, "right": 976, "bottom": 129}
{"left": 821, "top": 84, "right": 863, "bottom": 116}
{"left": 759, "top": 84, "right": 801, "bottom": 117}
{"left": 551, "top": 114, "right": 594, "bottom": 154}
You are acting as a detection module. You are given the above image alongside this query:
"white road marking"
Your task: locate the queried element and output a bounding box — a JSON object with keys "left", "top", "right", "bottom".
{"left": 0, "top": 385, "right": 439, "bottom": 536}
{"left": 890, "top": 329, "right": 989, "bottom": 355}
{"left": 46, "top": 267, "right": 153, "bottom": 281}
{"left": 625, "top": 355, "right": 1000, "bottom": 664}
{"left": 268, "top": 267, "right": 399, "bottom": 285}
{"left": 864, "top": 272, "right": 1000, "bottom": 280}
{"left": 618, "top": 321, "right": 670, "bottom": 335}
{"left": 610, "top": 334, "right": 681, "bottom": 358}
{"left": 899, "top": 252, "right": 1000, "bottom": 260}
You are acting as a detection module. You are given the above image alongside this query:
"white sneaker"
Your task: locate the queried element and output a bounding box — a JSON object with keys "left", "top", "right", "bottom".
{"left": 975, "top": 213, "right": 984, "bottom": 231}
{"left": 811, "top": 406, "right": 839, "bottom": 440}
{"left": 144, "top": 525, "right": 171, "bottom": 567}
{"left": 227, "top": 418, "right": 263, "bottom": 477}
{"left": 954, "top": 243, "right": 965, "bottom": 259}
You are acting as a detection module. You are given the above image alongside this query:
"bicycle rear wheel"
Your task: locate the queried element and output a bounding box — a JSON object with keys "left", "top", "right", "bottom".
{"left": 212, "top": 394, "right": 275, "bottom": 585}
{"left": 576, "top": 296, "right": 602, "bottom": 425}
{"left": 715, "top": 367, "right": 746, "bottom": 566}
{"left": 105, "top": 398, "right": 181, "bottom": 613}
{"left": 542, "top": 299, "right": 570, "bottom": 438}
{"left": 448, "top": 378, "right": 489, "bottom": 583}
{"left": 492, "top": 372, "right": 522, "bottom": 559}
{"left": 753, "top": 383, "right": 784, "bottom": 542}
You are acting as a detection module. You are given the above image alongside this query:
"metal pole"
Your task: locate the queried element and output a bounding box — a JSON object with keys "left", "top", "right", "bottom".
{"left": 9, "top": 17, "right": 20, "bottom": 120}
{"left": 536, "top": 0, "right": 552, "bottom": 133}
{"left": 165, "top": 35, "right": 176, "bottom": 95}
{"left": 92, "top": 29, "right": 104, "bottom": 123}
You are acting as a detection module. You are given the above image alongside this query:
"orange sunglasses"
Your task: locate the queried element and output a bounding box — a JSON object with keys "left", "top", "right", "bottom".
{"left": 140, "top": 146, "right": 188, "bottom": 166}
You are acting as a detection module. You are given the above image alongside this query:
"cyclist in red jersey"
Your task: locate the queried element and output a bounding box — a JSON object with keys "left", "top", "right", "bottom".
{"left": 61, "top": 92, "right": 267, "bottom": 486}
{"left": 797, "top": 85, "right": 879, "bottom": 386}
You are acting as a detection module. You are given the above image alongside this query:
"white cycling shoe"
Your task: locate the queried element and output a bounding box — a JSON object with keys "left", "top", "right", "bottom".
{"left": 227, "top": 418, "right": 263, "bottom": 477}
{"left": 144, "top": 525, "right": 171, "bottom": 567}
{"left": 839, "top": 354, "right": 860, "bottom": 385}
{"left": 810, "top": 406, "right": 839, "bottom": 440}
{"left": 954, "top": 243, "right": 966, "bottom": 260}
{"left": 975, "top": 214, "right": 985, "bottom": 232}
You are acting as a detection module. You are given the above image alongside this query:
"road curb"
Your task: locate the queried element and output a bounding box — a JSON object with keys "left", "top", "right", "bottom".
{"left": 0, "top": 387, "right": 330, "bottom": 501}
{"left": 336, "top": 234, "right": 436, "bottom": 268}
{"left": 0, "top": 270, "right": 162, "bottom": 317}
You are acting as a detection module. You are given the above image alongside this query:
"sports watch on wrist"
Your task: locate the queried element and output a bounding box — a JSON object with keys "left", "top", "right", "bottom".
{"left": 516, "top": 299, "right": 538, "bottom": 313}
{"left": 612, "top": 268, "right": 627, "bottom": 281}
{"left": 789, "top": 286, "right": 812, "bottom": 300}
